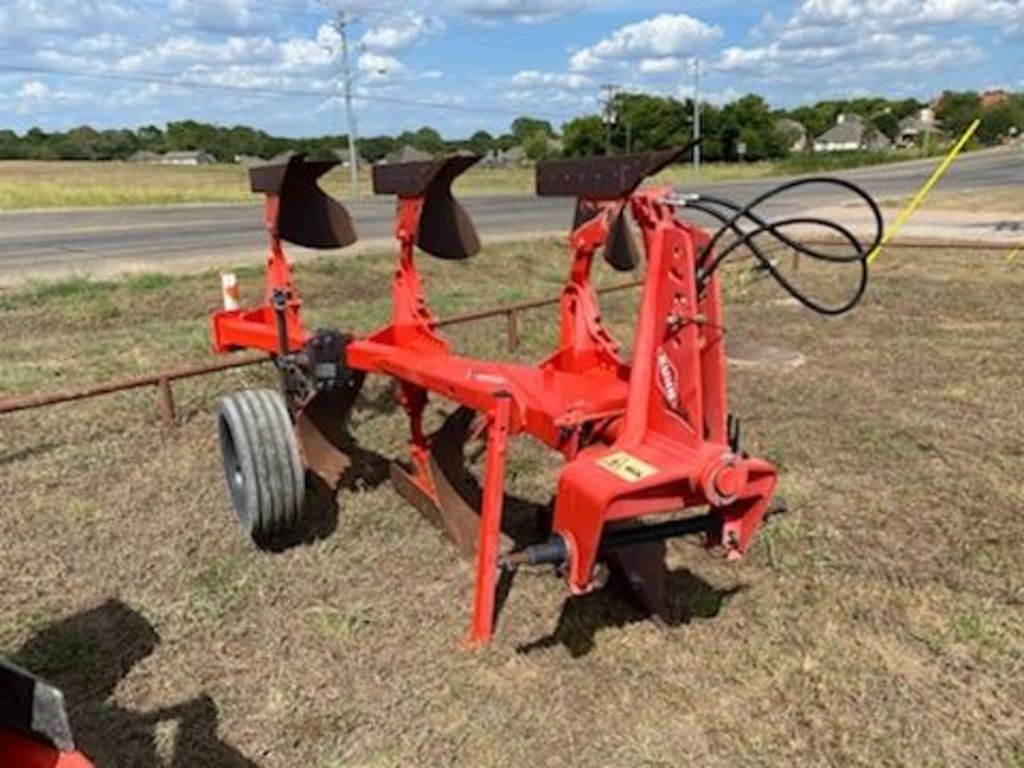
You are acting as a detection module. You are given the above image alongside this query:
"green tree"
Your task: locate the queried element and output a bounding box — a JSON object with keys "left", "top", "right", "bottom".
{"left": 0, "top": 130, "right": 26, "bottom": 159}
{"left": 718, "top": 95, "right": 788, "bottom": 160}
{"left": 511, "top": 117, "right": 554, "bottom": 143}
{"left": 611, "top": 92, "right": 690, "bottom": 153}
{"left": 936, "top": 91, "right": 981, "bottom": 139}
{"left": 978, "top": 99, "right": 1024, "bottom": 143}
{"left": 358, "top": 135, "right": 397, "bottom": 163}
{"left": 872, "top": 111, "right": 900, "bottom": 141}
{"left": 467, "top": 130, "right": 495, "bottom": 155}
{"left": 561, "top": 115, "right": 606, "bottom": 157}
{"left": 522, "top": 130, "right": 552, "bottom": 161}
{"left": 396, "top": 126, "right": 444, "bottom": 154}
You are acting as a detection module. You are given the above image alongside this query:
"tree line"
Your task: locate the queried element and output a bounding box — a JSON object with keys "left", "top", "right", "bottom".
{"left": 0, "top": 91, "right": 1019, "bottom": 164}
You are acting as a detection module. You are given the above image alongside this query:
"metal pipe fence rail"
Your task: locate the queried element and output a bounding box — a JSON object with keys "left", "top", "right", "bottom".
{"left": 0, "top": 279, "right": 643, "bottom": 426}
{"left": 1, "top": 236, "right": 1019, "bottom": 426}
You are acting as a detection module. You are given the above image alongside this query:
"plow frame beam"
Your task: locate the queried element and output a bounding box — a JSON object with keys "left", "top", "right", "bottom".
{"left": 551, "top": 189, "right": 777, "bottom": 593}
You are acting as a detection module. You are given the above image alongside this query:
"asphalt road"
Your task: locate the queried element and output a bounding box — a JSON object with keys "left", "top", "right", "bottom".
{"left": 0, "top": 148, "right": 1020, "bottom": 279}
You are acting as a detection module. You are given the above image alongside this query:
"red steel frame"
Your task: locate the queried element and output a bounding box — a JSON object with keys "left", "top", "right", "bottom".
{"left": 0, "top": 729, "right": 93, "bottom": 768}
{"left": 211, "top": 180, "right": 777, "bottom": 646}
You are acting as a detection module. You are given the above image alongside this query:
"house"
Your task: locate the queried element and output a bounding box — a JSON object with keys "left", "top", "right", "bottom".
{"left": 234, "top": 154, "right": 266, "bottom": 166}
{"left": 381, "top": 144, "right": 432, "bottom": 164}
{"left": 159, "top": 150, "right": 215, "bottom": 166}
{"left": 896, "top": 108, "right": 941, "bottom": 148}
{"left": 981, "top": 89, "right": 1010, "bottom": 109}
{"left": 813, "top": 113, "right": 891, "bottom": 152}
{"left": 486, "top": 145, "right": 526, "bottom": 166}
{"left": 776, "top": 118, "right": 808, "bottom": 153}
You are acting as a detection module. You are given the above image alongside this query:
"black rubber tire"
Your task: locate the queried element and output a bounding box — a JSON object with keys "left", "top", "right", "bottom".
{"left": 216, "top": 389, "right": 305, "bottom": 545}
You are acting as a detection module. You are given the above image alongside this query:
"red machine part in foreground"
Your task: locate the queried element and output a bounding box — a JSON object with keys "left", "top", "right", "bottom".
{"left": 210, "top": 149, "right": 778, "bottom": 646}
{"left": 0, "top": 661, "right": 94, "bottom": 768}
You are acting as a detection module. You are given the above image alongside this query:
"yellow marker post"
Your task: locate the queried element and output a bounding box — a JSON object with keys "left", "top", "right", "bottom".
{"left": 867, "top": 117, "right": 983, "bottom": 265}
{"left": 1008, "top": 249, "right": 1021, "bottom": 264}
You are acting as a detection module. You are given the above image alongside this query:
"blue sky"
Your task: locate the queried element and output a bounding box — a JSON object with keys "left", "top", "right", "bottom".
{"left": 1, "top": 0, "right": 1021, "bottom": 138}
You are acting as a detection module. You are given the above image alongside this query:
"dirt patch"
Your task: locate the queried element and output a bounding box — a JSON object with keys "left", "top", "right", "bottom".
{"left": 1, "top": 243, "right": 1022, "bottom": 766}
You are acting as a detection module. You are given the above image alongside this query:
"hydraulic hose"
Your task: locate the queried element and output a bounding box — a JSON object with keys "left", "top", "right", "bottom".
{"left": 674, "top": 176, "right": 884, "bottom": 316}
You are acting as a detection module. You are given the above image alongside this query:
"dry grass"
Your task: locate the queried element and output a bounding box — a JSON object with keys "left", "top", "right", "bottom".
{"left": 0, "top": 160, "right": 782, "bottom": 210}
{"left": 883, "top": 186, "right": 1024, "bottom": 214}
{"left": 1, "top": 240, "right": 1022, "bottom": 766}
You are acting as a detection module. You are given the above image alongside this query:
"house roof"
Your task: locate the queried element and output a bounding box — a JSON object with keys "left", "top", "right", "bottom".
{"left": 814, "top": 114, "right": 892, "bottom": 150}
{"left": 815, "top": 114, "right": 865, "bottom": 145}
{"left": 383, "top": 145, "right": 432, "bottom": 164}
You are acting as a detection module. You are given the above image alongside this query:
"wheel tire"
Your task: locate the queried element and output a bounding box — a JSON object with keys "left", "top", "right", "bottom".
{"left": 216, "top": 389, "right": 306, "bottom": 545}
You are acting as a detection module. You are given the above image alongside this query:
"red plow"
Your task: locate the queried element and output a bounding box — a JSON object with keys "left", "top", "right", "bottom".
{"left": 210, "top": 148, "right": 880, "bottom": 646}
{"left": 0, "top": 662, "right": 93, "bottom": 767}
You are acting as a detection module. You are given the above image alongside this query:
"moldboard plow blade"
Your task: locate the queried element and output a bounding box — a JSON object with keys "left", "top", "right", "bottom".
{"left": 539, "top": 146, "right": 692, "bottom": 272}
{"left": 294, "top": 372, "right": 365, "bottom": 491}
{"left": 373, "top": 154, "right": 482, "bottom": 259}
{"left": 390, "top": 406, "right": 513, "bottom": 560}
{"left": 250, "top": 153, "right": 357, "bottom": 250}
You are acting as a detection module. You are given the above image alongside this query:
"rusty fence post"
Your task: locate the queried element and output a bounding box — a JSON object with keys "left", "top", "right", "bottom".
{"left": 157, "top": 377, "right": 176, "bottom": 426}
{"left": 506, "top": 309, "right": 520, "bottom": 353}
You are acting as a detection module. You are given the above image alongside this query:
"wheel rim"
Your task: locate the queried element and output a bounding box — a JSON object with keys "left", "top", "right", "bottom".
{"left": 218, "top": 413, "right": 249, "bottom": 526}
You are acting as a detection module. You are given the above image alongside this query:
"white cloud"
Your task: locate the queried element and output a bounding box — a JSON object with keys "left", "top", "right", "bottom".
{"left": 18, "top": 81, "right": 51, "bottom": 100}
{"left": 792, "top": 0, "right": 1023, "bottom": 27}
{"left": 116, "top": 34, "right": 278, "bottom": 71}
{"left": 280, "top": 23, "right": 340, "bottom": 69}
{"left": 168, "top": 0, "right": 252, "bottom": 28}
{"left": 14, "top": 79, "right": 89, "bottom": 113}
{"left": 509, "top": 70, "right": 591, "bottom": 89}
{"left": 569, "top": 14, "right": 722, "bottom": 72}
{"left": 361, "top": 13, "right": 442, "bottom": 51}
{"left": 0, "top": 0, "right": 136, "bottom": 32}
{"left": 358, "top": 52, "right": 406, "bottom": 82}
{"left": 716, "top": 0, "right": 997, "bottom": 88}
{"left": 638, "top": 56, "right": 687, "bottom": 75}
{"left": 454, "top": 0, "right": 586, "bottom": 23}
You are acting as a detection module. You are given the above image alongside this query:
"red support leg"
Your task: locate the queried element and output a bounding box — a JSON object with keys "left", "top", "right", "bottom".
{"left": 466, "top": 393, "right": 512, "bottom": 647}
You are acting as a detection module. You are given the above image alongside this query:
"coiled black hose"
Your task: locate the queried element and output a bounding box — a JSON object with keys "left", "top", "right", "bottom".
{"left": 676, "top": 177, "right": 884, "bottom": 316}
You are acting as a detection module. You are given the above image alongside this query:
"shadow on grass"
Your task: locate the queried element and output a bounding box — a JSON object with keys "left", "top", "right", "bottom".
{"left": 516, "top": 569, "right": 745, "bottom": 658}
{"left": 9, "top": 599, "right": 257, "bottom": 767}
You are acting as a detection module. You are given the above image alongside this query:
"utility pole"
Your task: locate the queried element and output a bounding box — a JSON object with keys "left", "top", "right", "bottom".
{"left": 601, "top": 84, "right": 619, "bottom": 155}
{"left": 692, "top": 57, "right": 701, "bottom": 180}
{"left": 335, "top": 11, "right": 359, "bottom": 198}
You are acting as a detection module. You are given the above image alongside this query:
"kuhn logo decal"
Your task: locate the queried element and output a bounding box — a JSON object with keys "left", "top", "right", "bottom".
{"left": 656, "top": 348, "right": 680, "bottom": 410}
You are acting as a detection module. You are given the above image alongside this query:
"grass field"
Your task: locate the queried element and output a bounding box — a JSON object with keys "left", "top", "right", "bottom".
{"left": 883, "top": 186, "right": 1024, "bottom": 214}
{"left": 1, "top": 241, "right": 1022, "bottom": 766}
{"left": 0, "top": 159, "right": 783, "bottom": 210}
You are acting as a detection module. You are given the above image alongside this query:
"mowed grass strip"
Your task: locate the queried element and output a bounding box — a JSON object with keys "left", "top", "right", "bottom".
{"left": 0, "top": 241, "right": 1022, "bottom": 766}
{"left": 884, "top": 185, "right": 1024, "bottom": 214}
{"left": 0, "top": 159, "right": 785, "bottom": 210}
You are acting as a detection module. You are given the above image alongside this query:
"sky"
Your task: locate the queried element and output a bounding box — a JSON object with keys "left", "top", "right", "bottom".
{"left": 1, "top": 0, "right": 1022, "bottom": 139}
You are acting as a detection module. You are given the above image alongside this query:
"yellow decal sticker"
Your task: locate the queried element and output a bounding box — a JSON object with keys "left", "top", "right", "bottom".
{"left": 597, "top": 452, "right": 659, "bottom": 484}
